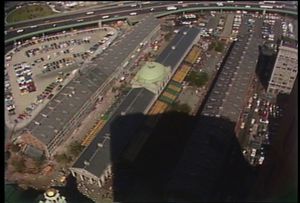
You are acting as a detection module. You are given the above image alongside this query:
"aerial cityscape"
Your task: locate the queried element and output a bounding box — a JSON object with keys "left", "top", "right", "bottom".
{"left": 5, "top": 1, "right": 298, "bottom": 203}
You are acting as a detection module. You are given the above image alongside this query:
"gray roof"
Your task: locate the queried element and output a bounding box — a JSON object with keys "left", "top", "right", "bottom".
{"left": 24, "top": 145, "right": 44, "bottom": 159}
{"left": 202, "top": 16, "right": 263, "bottom": 122}
{"left": 25, "top": 15, "right": 160, "bottom": 148}
{"left": 72, "top": 87, "right": 155, "bottom": 177}
{"left": 156, "top": 26, "right": 200, "bottom": 70}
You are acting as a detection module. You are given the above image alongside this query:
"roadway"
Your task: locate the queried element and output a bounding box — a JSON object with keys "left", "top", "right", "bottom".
{"left": 5, "top": 1, "right": 297, "bottom": 41}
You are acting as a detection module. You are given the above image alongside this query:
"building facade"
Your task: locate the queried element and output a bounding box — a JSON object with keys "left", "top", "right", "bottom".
{"left": 267, "top": 40, "right": 298, "bottom": 95}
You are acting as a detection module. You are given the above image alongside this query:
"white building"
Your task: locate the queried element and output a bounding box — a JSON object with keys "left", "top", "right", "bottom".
{"left": 267, "top": 39, "right": 298, "bottom": 95}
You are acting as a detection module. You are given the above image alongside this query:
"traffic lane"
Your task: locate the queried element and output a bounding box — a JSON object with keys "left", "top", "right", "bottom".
{"left": 6, "top": 7, "right": 164, "bottom": 40}
{"left": 6, "top": 4, "right": 297, "bottom": 41}
{"left": 6, "top": 1, "right": 297, "bottom": 34}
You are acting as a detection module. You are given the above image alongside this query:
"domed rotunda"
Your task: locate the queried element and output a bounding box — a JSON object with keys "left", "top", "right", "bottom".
{"left": 132, "top": 62, "right": 171, "bottom": 93}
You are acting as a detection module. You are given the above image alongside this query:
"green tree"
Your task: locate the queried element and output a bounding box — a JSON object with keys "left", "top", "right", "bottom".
{"left": 10, "top": 144, "right": 20, "bottom": 152}
{"left": 186, "top": 71, "right": 209, "bottom": 87}
{"left": 68, "top": 141, "right": 85, "bottom": 157}
{"left": 215, "top": 41, "right": 224, "bottom": 52}
{"left": 208, "top": 41, "right": 216, "bottom": 51}
{"left": 11, "top": 158, "right": 25, "bottom": 172}
{"left": 34, "top": 154, "right": 46, "bottom": 169}
{"left": 164, "top": 32, "right": 172, "bottom": 41}
{"left": 54, "top": 153, "right": 72, "bottom": 164}
{"left": 169, "top": 102, "right": 191, "bottom": 114}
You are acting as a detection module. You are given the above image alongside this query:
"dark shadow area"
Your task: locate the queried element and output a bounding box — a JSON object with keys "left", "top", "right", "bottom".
{"left": 255, "top": 43, "right": 277, "bottom": 89}
{"left": 248, "top": 77, "right": 298, "bottom": 202}
{"left": 109, "top": 112, "right": 258, "bottom": 202}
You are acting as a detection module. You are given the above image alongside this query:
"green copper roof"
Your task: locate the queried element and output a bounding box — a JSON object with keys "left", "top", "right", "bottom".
{"left": 137, "top": 62, "right": 168, "bottom": 84}
{"left": 131, "top": 62, "right": 171, "bottom": 94}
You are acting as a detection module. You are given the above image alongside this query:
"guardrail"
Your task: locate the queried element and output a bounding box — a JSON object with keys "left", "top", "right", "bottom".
{"left": 5, "top": 6, "right": 297, "bottom": 44}
{"left": 155, "top": 6, "right": 298, "bottom": 17}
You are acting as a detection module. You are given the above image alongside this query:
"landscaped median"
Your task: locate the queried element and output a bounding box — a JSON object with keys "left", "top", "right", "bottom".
{"left": 6, "top": 4, "right": 56, "bottom": 24}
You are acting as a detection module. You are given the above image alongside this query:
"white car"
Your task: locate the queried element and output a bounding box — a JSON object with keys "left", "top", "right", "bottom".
{"left": 17, "top": 29, "right": 24, "bottom": 33}
{"left": 166, "top": 6, "right": 177, "bottom": 10}
{"left": 102, "top": 15, "right": 110, "bottom": 19}
{"left": 129, "top": 12, "right": 137, "bottom": 16}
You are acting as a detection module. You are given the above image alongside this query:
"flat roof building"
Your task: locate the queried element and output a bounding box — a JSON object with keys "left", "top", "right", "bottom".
{"left": 267, "top": 39, "right": 298, "bottom": 95}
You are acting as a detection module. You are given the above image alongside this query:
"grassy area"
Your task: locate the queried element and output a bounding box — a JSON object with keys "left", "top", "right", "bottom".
{"left": 6, "top": 5, "right": 55, "bottom": 23}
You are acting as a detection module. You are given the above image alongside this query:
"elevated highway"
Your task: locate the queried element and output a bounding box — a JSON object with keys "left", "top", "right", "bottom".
{"left": 5, "top": 1, "right": 297, "bottom": 45}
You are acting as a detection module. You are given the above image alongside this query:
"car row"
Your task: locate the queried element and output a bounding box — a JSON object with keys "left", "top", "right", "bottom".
{"left": 42, "top": 57, "right": 74, "bottom": 74}
{"left": 232, "top": 15, "right": 242, "bottom": 36}
{"left": 261, "top": 18, "right": 275, "bottom": 41}
{"left": 14, "top": 63, "right": 37, "bottom": 95}
{"left": 5, "top": 70, "right": 16, "bottom": 115}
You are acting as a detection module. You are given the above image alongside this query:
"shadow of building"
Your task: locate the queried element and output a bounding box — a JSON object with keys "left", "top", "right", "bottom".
{"left": 110, "top": 112, "right": 257, "bottom": 202}
{"left": 248, "top": 77, "right": 298, "bottom": 202}
{"left": 256, "top": 43, "right": 277, "bottom": 90}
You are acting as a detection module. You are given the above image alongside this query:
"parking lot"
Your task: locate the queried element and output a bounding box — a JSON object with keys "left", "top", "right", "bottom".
{"left": 5, "top": 27, "right": 114, "bottom": 122}
{"left": 240, "top": 92, "right": 283, "bottom": 166}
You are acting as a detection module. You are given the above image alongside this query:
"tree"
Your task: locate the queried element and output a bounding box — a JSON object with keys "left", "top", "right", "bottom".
{"left": 169, "top": 102, "right": 192, "bottom": 114}
{"left": 34, "top": 154, "right": 46, "bottom": 169}
{"left": 11, "top": 158, "right": 26, "bottom": 173}
{"left": 186, "top": 71, "right": 209, "bottom": 87}
{"left": 215, "top": 41, "right": 224, "bottom": 52}
{"left": 10, "top": 144, "right": 20, "bottom": 152}
{"left": 164, "top": 32, "right": 172, "bottom": 41}
{"left": 68, "top": 141, "right": 85, "bottom": 157}
{"left": 208, "top": 41, "right": 216, "bottom": 51}
{"left": 54, "top": 153, "right": 72, "bottom": 164}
